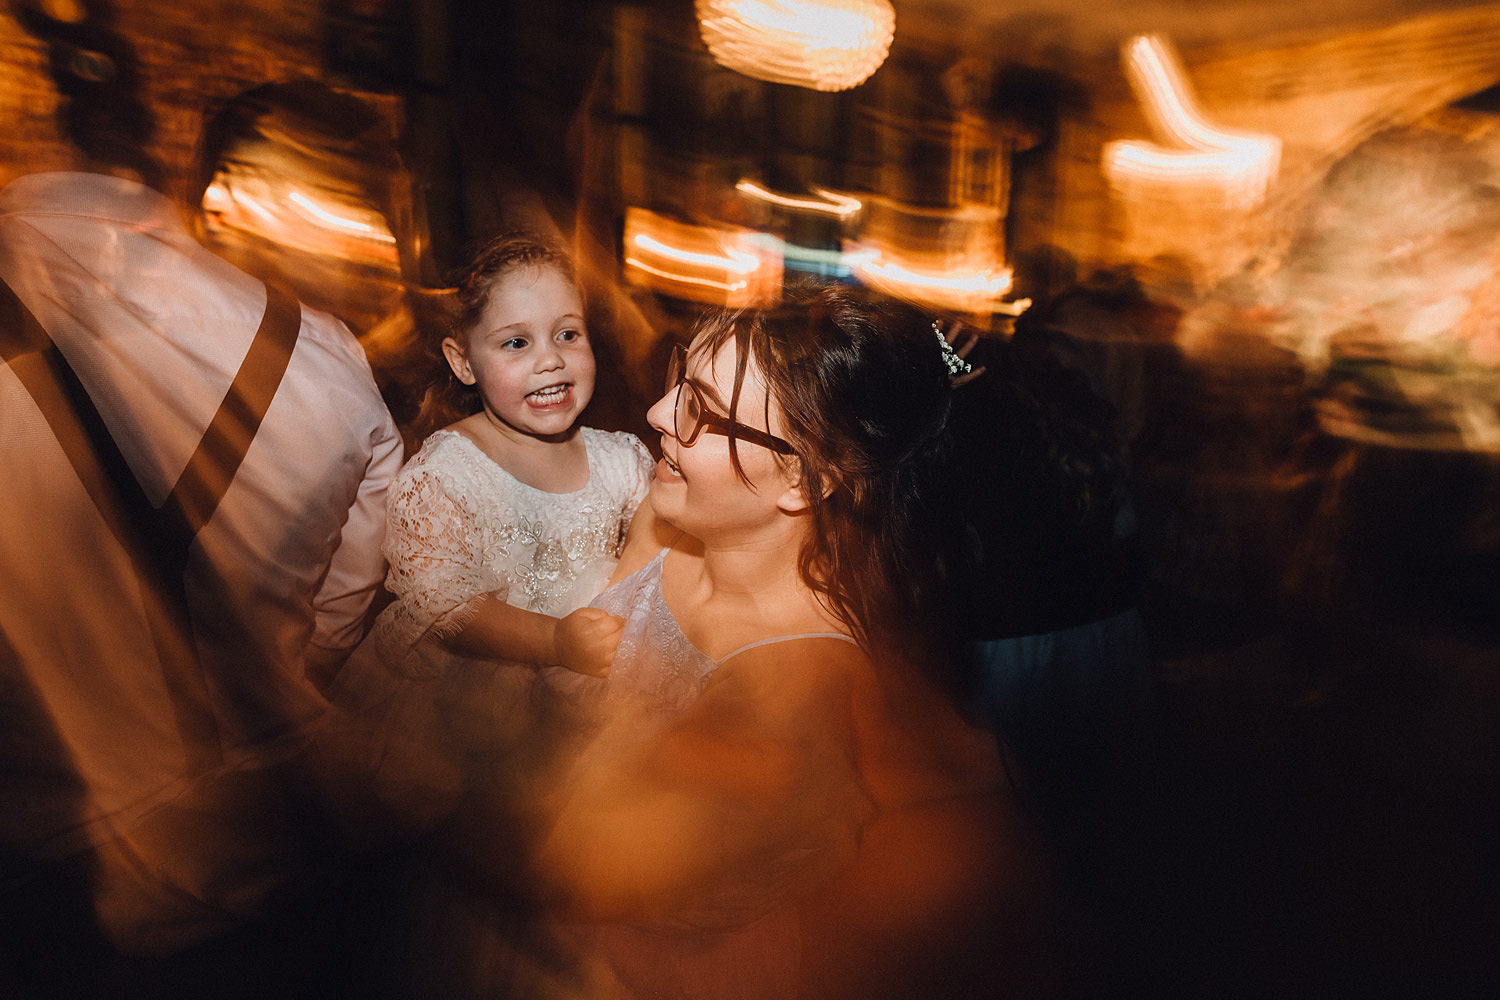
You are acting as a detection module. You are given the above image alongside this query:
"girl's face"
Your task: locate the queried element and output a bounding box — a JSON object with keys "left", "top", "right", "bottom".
{"left": 443, "top": 266, "right": 595, "bottom": 442}
{"left": 645, "top": 336, "right": 805, "bottom": 541}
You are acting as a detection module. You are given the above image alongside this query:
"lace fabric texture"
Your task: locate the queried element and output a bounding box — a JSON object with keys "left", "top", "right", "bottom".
{"left": 591, "top": 548, "right": 718, "bottom": 715}
{"left": 373, "top": 426, "right": 653, "bottom": 678}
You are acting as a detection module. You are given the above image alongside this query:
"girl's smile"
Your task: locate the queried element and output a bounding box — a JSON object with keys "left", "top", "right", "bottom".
{"left": 527, "top": 382, "right": 574, "bottom": 408}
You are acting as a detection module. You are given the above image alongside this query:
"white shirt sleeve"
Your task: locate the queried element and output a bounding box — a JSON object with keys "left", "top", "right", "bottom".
{"left": 308, "top": 415, "right": 405, "bottom": 656}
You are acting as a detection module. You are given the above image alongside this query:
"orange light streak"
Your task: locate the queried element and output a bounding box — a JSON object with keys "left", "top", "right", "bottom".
{"left": 630, "top": 232, "right": 761, "bottom": 274}
{"left": 735, "top": 180, "right": 863, "bottom": 218}
{"left": 622, "top": 207, "right": 782, "bottom": 306}
{"left": 625, "top": 257, "right": 750, "bottom": 293}
{"left": 1103, "top": 34, "right": 1281, "bottom": 208}
{"left": 287, "top": 190, "right": 393, "bottom": 241}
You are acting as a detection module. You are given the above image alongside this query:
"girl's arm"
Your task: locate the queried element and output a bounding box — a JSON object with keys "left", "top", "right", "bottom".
{"left": 444, "top": 598, "right": 619, "bottom": 677}
{"left": 379, "top": 462, "right": 619, "bottom": 677}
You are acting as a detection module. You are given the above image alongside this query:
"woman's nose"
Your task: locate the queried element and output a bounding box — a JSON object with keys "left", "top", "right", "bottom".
{"left": 646, "top": 388, "right": 676, "bottom": 438}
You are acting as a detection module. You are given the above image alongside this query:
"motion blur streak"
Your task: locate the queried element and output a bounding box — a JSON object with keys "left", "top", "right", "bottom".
{"left": 1104, "top": 34, "right": 1281, "bottom": 208}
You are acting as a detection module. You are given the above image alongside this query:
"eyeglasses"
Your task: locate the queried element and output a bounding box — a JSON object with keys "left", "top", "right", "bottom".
{"left": 666, "top": 344, "right": 794, "bottom": 455}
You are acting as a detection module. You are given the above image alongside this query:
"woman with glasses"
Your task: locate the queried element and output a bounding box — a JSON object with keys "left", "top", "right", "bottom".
{"left": 496, "top": 283, "right": 1070, "bottom": 1000}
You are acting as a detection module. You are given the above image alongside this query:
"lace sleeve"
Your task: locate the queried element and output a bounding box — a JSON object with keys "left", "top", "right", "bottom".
{"left": 626, "top": 433, "right": 654, "bottom": 511}
{"left": 375, "top": 462, "right": 511, "bottom": 665}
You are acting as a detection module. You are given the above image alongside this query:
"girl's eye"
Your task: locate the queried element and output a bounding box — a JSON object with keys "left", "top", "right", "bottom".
{"left": 502, "top": 337, "right": 528, "bottom": 350}
{"left": 557, "top": 328, "right": 581, "bottom": 343}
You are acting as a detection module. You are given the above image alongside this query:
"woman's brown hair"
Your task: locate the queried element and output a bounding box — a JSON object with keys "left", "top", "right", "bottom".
{"left": 690, "top": 283, "right": 959, "bottom": 671}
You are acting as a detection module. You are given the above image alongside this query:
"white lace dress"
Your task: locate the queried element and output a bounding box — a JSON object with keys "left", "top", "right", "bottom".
{"left": 377, "top": 426, "right": 652, "bottom": 664}
{"left": 367, "top": 426, "right": 652, "bottom": 759}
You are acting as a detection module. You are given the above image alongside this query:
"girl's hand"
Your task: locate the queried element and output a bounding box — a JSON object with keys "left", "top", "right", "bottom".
{"left": 553, "top": 606, "right": 624, "bottom": 677}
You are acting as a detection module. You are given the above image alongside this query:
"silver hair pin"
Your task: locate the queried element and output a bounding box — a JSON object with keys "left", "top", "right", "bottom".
{"left": 934, "top": 320, "right": 972, "bottom": 377}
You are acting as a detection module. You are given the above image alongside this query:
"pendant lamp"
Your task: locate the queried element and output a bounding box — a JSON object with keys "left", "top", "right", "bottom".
{"left": 696, "top": 0, "right": 895, "bottom": 92}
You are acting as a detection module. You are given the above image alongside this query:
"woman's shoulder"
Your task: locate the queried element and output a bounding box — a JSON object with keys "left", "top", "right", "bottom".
{"left": 711, "top": 633, "right": 868, "bottom": 705}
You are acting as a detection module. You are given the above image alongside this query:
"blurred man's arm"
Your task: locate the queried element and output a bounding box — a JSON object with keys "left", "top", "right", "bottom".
{"left": 306, "top": 411, "right": 403, "bottom": 691}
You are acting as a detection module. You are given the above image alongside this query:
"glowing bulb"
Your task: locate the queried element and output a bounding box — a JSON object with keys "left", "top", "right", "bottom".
{"left": 696, "top": 0, "right": 895, "bottom": 92}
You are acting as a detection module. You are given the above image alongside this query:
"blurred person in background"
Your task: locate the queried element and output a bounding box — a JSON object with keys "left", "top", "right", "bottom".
{"left": 944, "top": 307, "right": 1160, "bottom": 998}
{"left": 0, "top": 73, "right": 404, "bottom": 979}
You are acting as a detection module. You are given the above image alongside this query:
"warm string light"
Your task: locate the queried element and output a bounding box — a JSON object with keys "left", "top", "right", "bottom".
{"left": 696, "top": 0, "right": 895, "bottom": 92}
{"left": 851, "top": 246, "right": 1022, "bottom": 315}
{"left": 286, "top": 191, "right": 390, "bottom": 238}
{"left": 623, "top": 207, "right": 1031, "bottom": 315}
{"left": 736, "top": 179, "right": 863, "bottom": 218}
{"left": 858, "top": 255, "right": 1011, "bottom": 296}
{"left": 622, "top": 207, "right": 782, "bottom": 307}
{"left": 1103, "top": 34, "right": 1281, "bottom": 208}
{"left": 630, "top": 232, "right": 761, "bottom": 275}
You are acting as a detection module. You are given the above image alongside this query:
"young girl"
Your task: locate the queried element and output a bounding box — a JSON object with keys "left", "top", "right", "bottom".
{"left": 369, "top": 231, "right": 654, "bottom": 770}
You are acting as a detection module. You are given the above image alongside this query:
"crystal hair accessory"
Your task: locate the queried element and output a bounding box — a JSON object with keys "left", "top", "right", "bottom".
{"left": 934, "top": 320, "right": 972, "bottom": 377}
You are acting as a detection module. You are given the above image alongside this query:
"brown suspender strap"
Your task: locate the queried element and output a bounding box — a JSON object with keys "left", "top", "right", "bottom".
{"left": 0, "top": 278, "right": 221, "bottom": 772}
{"left": 0, "top": 294, "right": 159, "bottom": 564}
{"left": 159, "top": 282, "right": 301, "bottom": 537}
{"left": 0, "top": 277, "right": 302, "bottom": 775}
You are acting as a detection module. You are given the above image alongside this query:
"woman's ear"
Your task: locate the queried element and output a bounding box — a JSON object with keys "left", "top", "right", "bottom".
{"left": 775, "top": 481, "right": 811, "bottom": 516}
{"left": 442, "top": 336, "right": 476, "bottom": 385}
{"left": 774, "top": 466, "right": 836, "bottom": 514}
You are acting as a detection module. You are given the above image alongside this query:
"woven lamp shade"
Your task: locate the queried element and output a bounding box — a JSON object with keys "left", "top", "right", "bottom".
{"left": 696, "top": 0, "right": 895, "bottom": 92}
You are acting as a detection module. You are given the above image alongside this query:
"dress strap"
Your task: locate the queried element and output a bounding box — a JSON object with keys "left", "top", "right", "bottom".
{"left": 719, "top": 631, "right": 859, "bottom": 665}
